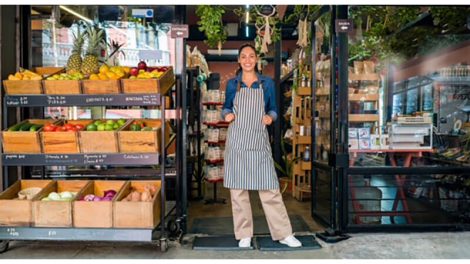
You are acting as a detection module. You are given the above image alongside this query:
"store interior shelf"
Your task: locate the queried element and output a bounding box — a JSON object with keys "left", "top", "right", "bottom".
{"left": 44, "top": 167, "right": 177, "bottom": 179}
{"left": 349, "top": 73, "right": 380, "bottom": 81}
{"left": 281, "top": 69, "right": 295, "bottom": 83}
{"left": 294, "top": 136, "right": 312, "bottom": 144}
{"left": 203, "top": 122, "right": 230, "bottom": 127}
{"left": 349, "top": 114, "right": 380, "bottom": 122}
{"left": 202, "top": 102, "right": 223, "bottom": 106}
{"left": 205, "top": 140, "right": 226, "bottom": 145}
{"left": 2, "top": 153, "right": 160, "bottom": 166}
{"left": 297, "top": 87, "right": 312, "bottom": 96}
{"left": 300, "top": 161, "right": 312, "bottom": 171}
{"left": 348, "top": 94, "right": 379, "bottom": 101}
{"left": 431, "top": 76, "right": 470, "bottom": 85}
{"left": 205, "top": 159, "right": 224, "bottom": 165}
{"left": 4, "top": 94, "right": 162, "bottom": 107}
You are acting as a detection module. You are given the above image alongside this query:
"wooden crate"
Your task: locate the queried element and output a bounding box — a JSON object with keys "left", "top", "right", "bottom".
{"left": 34, "top": 67, "right": 64, "bottom": 76}
{"left": 3, "top": 80, "right": 42, "bottom": 95}
{"left": 41, "top": 120, "right": 92, "bottom": 154}
{"left": 121, "top": 67, "right": 175, "bottom": 95}
{"left": 301, "top": 161, "right": 312, "bottom": 171}
{"left": 73, "top": 180, "right": 128, "bottom": 228}
{"left": 82, "top": 80, "right": 121, "bottom": 94}
{"left": 118, "top": 119, "right": 170, "bottom": 153}
{"left": 0, "top": 180, "right": 53, "bottom": 226}
{"left": 43, "top": 80, "right": 81, "bottom": 94}
{"left": 297, "top": 87, "right": 312, "bottom": 96}
{"left": 79, "top": 120, "right": 129, "bottom": 153}
{"left": 32, "top": 180, "right": 90, "bottom": 227}
{"left": 113, "top": 180, "right": 161, "bottom": 228}
{"left": 2, "top": 119, "right": 58, "bottom": 154}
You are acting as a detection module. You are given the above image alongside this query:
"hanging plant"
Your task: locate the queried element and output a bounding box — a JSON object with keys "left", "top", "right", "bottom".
{"left": 233, "top": 5, "right": 281, "bottom": 56}
{"left": 196, "top": 5, "right": 227, "bottom": 51}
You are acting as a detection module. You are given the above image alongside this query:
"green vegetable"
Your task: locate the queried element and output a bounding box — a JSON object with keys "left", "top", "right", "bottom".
{"left": 130, "top": 124, "right": 141, "bottom": 131}
{"left": 29, "top": 124, "right": 42, "bottom": 131}
{"left": 19, "top": 123, "right": 33, "bottom": 131}
{"left": 8, "top": 123, "right": 23, "bottom": 131}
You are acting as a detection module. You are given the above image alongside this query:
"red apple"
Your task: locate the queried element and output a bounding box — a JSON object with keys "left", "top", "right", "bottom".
{"left": 137, "top": 61, "right": 147, "bottom": 71}
{"left": 146, "top": 67, "right": 156, "bottom": 72}
{"left": 129, "top": 67, "right": 139, "bottom": 76}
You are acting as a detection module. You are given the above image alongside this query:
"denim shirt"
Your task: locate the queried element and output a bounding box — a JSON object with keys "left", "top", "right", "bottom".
{"left": 221, "top": 73, "right": 278, "bottom": 121}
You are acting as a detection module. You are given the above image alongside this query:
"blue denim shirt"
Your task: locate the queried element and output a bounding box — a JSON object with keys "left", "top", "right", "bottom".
{"left": 221, "top": 72, "right": 278, "bottom": 121}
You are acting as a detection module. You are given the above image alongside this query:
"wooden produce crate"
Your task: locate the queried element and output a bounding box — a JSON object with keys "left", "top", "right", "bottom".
{"left": 118, "top": 119, "right": 170, "bottom": 153}
{"left": 113, "top": 180, "right": 161, "bottom": 228}
{"left": 0, "top": 180, "right": 53, "bottom": 226}
{"left": 43, "top": 80, "right": 81, "bottom": 94}
{"left": 82, "top": 80, "right": 121, "bottom": 94}
{"left": 2, "top": 119, "right": 58, "bottom": 154}
{"left": 3, "top": 80, "right": 42, "bottom": 95}
{"left": 32, "top": 180, "right": 90, "bottom": 227}
{"left": 121, "top": 67, "right": 175, "bottom": 95}
{"left": 34, "top": 67, "right": 65, "bottom": 76}
{"left": 73, "top": 180, "right": 128, "bottom": 228}
{"left": 79, "top": 120, "right": 129, "bottom": 153}
{"left": 41, "top": 120, "right": 92, "bottom": 154}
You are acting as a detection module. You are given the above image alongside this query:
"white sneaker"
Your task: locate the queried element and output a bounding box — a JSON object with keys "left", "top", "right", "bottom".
{"left": 238, "top": 237, "right": 251, "bottom": 248}
{"left": 279, "top": 235, "right": 302, "bottom": 247}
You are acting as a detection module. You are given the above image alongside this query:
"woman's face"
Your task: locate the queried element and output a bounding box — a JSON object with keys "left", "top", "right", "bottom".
{"left": 238, "top": 46, "right": 257, "bottom": 73}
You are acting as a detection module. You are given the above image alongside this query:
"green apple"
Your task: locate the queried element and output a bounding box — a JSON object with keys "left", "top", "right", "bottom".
{"left": 97, "top": 124, "right": 105, "bottom": 131}
{"left": 105, "top": 124, "right": 114, "bottom": 131}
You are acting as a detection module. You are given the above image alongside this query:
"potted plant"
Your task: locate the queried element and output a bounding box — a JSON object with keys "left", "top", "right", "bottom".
{"left": 274, "top": 138, "right": 300, "bottom": 194}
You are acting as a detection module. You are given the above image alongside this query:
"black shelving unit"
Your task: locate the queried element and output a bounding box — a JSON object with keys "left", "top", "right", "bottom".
{"left": 0, "top": 91, "right": 175, "bottom": 252}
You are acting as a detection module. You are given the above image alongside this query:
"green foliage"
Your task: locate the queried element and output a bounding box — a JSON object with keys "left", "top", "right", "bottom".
{"left": 284, "top": 5, "right": 322, "bottom": 25}
{"left": 273, "top": 138, "right": 299, "bottom": 178}
{"left": 196, "top": 5, "right": 227, "bottom": 48}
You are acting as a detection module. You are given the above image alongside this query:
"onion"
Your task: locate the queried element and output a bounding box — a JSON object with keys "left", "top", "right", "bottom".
{"left": 93, "top": 196, "right": 103, "bottom": 201}
{"left": 101, "top": 196, "right": 113, "bottom": 201}
{"left": 104, "top": 190, "right": 117, "bottom": 198}
{"left": 84, "top": 194, "right": 95, "bottom": 201}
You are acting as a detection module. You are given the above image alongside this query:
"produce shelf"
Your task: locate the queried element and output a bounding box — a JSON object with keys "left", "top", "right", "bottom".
{"left": 2, "top": 153, "right": 160, "bottom": 166}
{"left": 4, "top": 94, "right": 162, "bottom": 107}
{"left": 0, "top": 227, "right": 156, "bottom": 242}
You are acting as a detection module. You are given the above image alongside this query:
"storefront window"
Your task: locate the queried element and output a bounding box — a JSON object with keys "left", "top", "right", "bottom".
{"left": 347, "top": 6, "right": 470, "bottom": 168}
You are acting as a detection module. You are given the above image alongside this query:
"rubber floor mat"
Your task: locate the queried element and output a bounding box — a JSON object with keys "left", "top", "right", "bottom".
{"left": 192, "top": 236, "right": 254, "bottom": 251}
{"left": 255, "top": 235, "right": 321, "bottom": 251}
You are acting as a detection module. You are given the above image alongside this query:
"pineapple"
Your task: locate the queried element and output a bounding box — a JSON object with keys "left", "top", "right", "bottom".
{"left": 81, "top": 25, "right": 104, "bottom": 75}
{"left": 66, "top": 28, "right": 86, "bottom": 74}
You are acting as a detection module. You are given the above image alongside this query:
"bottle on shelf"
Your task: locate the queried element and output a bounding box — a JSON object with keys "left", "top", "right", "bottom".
{"left": 303, "top": 146, "right": 311, "bottom": 162}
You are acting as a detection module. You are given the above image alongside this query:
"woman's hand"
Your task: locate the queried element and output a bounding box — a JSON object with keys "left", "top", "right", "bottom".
{"left": 225, "top": 113, "right": 235, "bottom": 123}
{"left": 262, "top": 115, "right": 273, "bottom": 125}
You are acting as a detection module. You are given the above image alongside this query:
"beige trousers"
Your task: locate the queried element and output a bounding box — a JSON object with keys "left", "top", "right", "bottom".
{"left": 230, "top": 189, "right": 293, "bottom": 240}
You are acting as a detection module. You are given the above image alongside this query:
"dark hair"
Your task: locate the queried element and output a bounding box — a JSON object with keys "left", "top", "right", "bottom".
{"left": 235, "top": 43, "right": 260, "bottom": 75}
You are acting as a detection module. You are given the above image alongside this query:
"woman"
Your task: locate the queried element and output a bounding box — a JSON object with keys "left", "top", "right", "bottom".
{"left": 222, "top": 43, "right": 302, "bottom": 248}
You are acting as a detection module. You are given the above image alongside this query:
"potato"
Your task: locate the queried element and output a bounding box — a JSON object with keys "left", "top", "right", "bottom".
{"left": 130, "top": 191, "right": 141, "bottom": 202}
{"left": 141, "top": 190, "right": 151, "bottom": 202}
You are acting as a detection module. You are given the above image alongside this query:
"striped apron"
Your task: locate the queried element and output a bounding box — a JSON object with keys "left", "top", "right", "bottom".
{"left": 223, "top": 82, "right": 279, "bottom": 190}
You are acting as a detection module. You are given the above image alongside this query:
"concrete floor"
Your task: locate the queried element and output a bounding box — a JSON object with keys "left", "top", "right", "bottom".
{"left": 1, "top": 185, "right": 470, "bottom": 259}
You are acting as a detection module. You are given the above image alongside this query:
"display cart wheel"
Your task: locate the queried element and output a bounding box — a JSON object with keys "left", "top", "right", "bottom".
{"left": 160, "top": 238, "right": 169, "bottom": 252}
{"left": 0, "top": 240, "right": 9, "bottom": 254}
{"left": 167, "top": 218, "right": 181, "bottom": 237}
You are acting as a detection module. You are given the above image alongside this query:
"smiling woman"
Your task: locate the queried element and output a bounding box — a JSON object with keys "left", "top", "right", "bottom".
{"left": 221, "top": 43, "right": 302, "bottom": 248}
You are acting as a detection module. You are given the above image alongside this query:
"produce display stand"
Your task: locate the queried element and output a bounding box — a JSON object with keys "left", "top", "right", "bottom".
{"left": 0, "top": 90, "right": 173, "bottom": 252}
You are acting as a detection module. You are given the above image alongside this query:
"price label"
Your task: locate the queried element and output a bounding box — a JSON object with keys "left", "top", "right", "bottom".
{"left": 6, "top": 228, "right": 19, "bottom": 237}
{"left": 84, "top": 154, "right": 108, "bottom": 164}
{"left": 48, "top": 230, "right": 57, "bottom": 237}
{"left": 47, "top": 96, "right": 67, "bottom": 105}
{"left": 85, "top": 97, "right": 114, "bottom": 104}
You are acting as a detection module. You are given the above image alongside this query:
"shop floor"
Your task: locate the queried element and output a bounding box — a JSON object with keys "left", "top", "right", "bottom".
{"left": 192, "top": 235, "right": 254, "bottom": 251}
{"left": 255, "top": 235, "right": 321, "bottom": 251}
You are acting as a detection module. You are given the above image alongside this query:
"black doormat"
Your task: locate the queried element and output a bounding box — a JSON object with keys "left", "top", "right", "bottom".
{"left": 255, "top": 235, "right": 321, "bottom": 251}
{"left": 190, "top": 215, "right": 311, "bottom": 235}
{"left": 193, "top": 236, "right": 254, "bottom": 251}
